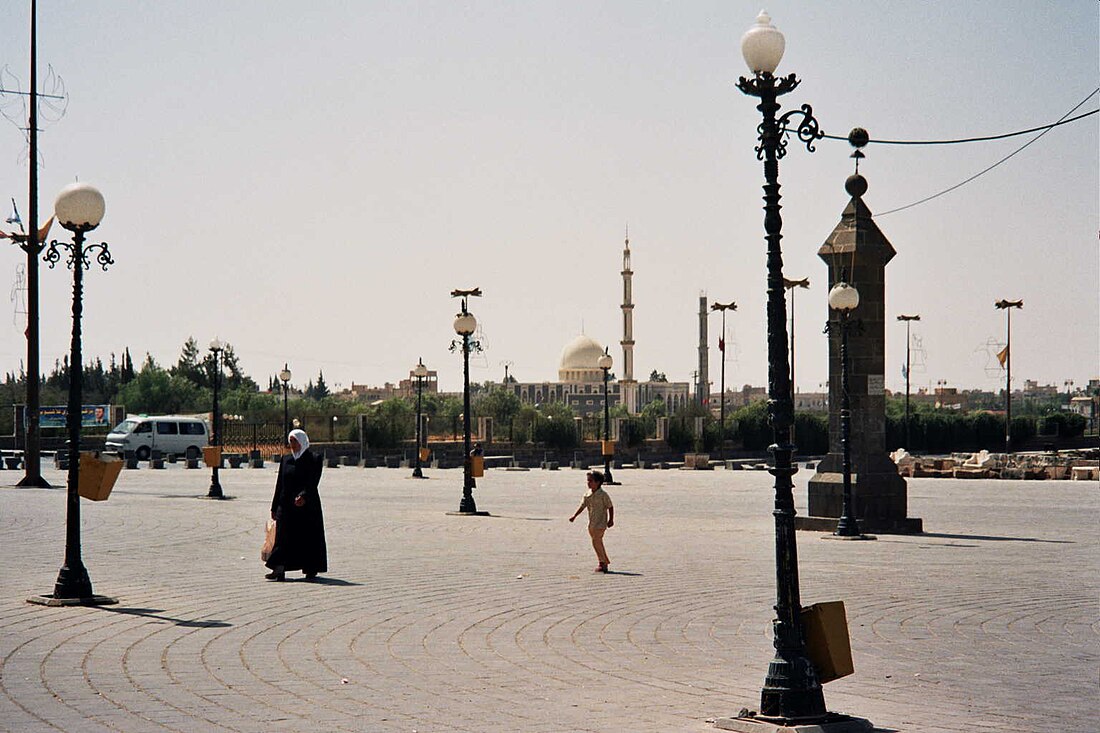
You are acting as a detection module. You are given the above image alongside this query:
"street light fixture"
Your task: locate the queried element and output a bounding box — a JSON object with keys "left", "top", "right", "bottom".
{"left": 412, "top": 358, "right": 429, "bottom": 479}
{"left": 31, "top": 182, "right": 115, "bottom": 606}
{"left": 827, "top": 282, "right": 868, "bottom": 539}
{"left": 597, "top": 348, "right": 617, "bottom": 485}
{"left": 448, "top": 288, "right": 488, "bottom": 515}
{"left": 995, "top": 299, "right": 1023, "bottom": 453}
{"left": 730, "top": 10, "right": 850, "bottom": 726}
{"left": 710, "top": 300, "right": 738, "bottom": 442}
{"left": 279, "top": 363, "right": 292, "bottom": 439}
{"left": 207, "top": 338, "right": 224, "bottom": 499}
{"left": 896, "top": 315, "right": 920, "bottom": 451}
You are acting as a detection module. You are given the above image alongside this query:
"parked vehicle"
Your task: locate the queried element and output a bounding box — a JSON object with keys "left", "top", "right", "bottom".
{"left": 106, "top": 415, "right": 208, "bottom": 460}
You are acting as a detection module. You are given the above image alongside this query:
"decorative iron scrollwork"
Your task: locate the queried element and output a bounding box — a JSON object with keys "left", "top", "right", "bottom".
{"left": 778, "top": 104, "right": 824, "bottom": 153}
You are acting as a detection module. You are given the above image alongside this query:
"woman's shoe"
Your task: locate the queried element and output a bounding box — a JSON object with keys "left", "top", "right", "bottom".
{"left": 304, "top": 572, "right": 317, "bottom": 580}
{"left": 264, "top": 569, "right": 285, "bottom": 581}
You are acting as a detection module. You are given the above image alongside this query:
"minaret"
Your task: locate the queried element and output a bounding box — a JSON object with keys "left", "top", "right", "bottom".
{"left": 697, "top": 293, "right": 709, "bottom": 406}
{"left": 619, "top": 230, "right": 637, "bottom": 413}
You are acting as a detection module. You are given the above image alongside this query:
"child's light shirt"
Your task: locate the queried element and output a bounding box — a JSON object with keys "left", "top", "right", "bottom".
{"left": 582, "top": 488, "right": 613, "bottom": 530}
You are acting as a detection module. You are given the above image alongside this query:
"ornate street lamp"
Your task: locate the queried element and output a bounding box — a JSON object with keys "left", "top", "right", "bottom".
{"left": 207, "top": 338, "right": 224, "bottom": 499}
{"left": 32, "top": 182, "right": 115, "bottom": 605}
{"left": 448, "top": 288, "right": 488, "bottom": 515}
{"left": 995, "top": 299, "right": 1023, "bottom": 453}
{"left": 412, "top": 358, "right": 429, "bottom": 479}
{"left": 896, "top": 315, "right": 920, "bottom": 451}
{"left": 597, "top": 348, "right": 616, "bottom": 485}
{"left": 730, "top": 10, "right": 839, "bottom": 725}
{"left": 827, "top": 282, "right": 866, "bottom": 538}
{"left": 710, "top": 300, "right": 738, "bottom": 441}
{"left": 279, "top": 363, "right": 292, "bottom": 439}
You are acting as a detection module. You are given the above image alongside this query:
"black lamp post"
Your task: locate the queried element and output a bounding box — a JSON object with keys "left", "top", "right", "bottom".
{"left": 995, "top": 299, "right": 1023, "bottom": 454}
{"left": 827, "top": 282, "right": 865, "bottom": 538}
{"left": 449, "top": 288, "right": 487, "bottom": 515}
{"left": 784, "top": 279, "right": 809, "bottom": 420}
{"left": 597, "top": 348, "right": 616, "bottom": 485}
{"left": 710, "top": 301, "right": 738, "bottom": 441}
{"left": 34, "top": 182, "right": 115, "bottom": 605}
{"left": 412, "top": 358, "right": 429, "bottom": 479}
{"left": 897, "top": 314, "right": 920, "bottom": 451}
{"left": 733, "top": 10, "right": 832, "bottom": 723}
{"left": 279, "top": 363, "right": 291, "bottom": 439}
{"left": 207, "top": 338, "right": 224, "bottom": 499}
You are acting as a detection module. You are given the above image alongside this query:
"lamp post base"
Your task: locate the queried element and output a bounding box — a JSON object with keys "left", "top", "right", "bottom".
{"left": 15, "top": 476, "right": 53, "bottom": 488}
{"left": 714, "top": 711, "right": 872, "bottom": 732}
{"left": 28, "top": 593, "right": 118, "bottom": 607}
{"left": 822, "top": 533, "right": 877, "bottom": 542}
{"left": 411, "top": 467, "right": 425, "bottom": 478}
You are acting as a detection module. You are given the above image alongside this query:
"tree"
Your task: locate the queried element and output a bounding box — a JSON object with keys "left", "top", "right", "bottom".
{"left": 313, "top": 370, "right": 330, "bottom": 400}
{"left": 172, "top": 337, "right": 205, "bottom": 386}
{"left": 475, "top": 389, "right": 521, "bottom": 437}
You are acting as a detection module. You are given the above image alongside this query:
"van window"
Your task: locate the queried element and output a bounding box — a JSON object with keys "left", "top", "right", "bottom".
{"left": 134, "top": 422, "right": 152, "bottom": 434}
{"left": 112, "top": 420, "right": 138, "bottom": 434}
{"left": 156, "top": 422, "right": 179, "bottom": 435}
{"left": 179, "top": 422, "right": 206, "bottom": 435}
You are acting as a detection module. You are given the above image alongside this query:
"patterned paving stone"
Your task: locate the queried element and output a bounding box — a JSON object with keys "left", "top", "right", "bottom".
{"left": 1, "top": 463, "right": 1096, "bottom": 732}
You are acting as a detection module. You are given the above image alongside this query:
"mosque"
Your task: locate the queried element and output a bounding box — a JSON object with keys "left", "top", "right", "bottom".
{"left": 505, "top": 235, "right": 690, "bottom": 416}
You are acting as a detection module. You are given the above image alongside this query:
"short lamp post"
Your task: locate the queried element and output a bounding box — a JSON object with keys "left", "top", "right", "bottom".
{"left": 827, "top": 283, "right": 863, "bottom": 538}
{"left": 412, "top": 358, "right": 429, "bottom": 479}
{"left": 34, "top": 182, "right": 116, "bottom": 605}
{"left": 207, "top": 338, "right": 224, "bottom": 499}
{"left": 896, "top": 315, "right": 920, "bottom": 451}
{"left": 449, "top": 288, "right": 487, "bottom": 515}
{"left": 710, "top": 300, "right": 738, "bottom": 440}
{"left": 725, "top": 11, "right": 870, "bottom": 729}
{"left": 279, "top": 364, "right": 292, "bottom": 439}
{"left": 597, "top": 349, "right": 616, "bottom": 484}
{"left": 995, "top": 299, "right": 1023, "bottom": 453}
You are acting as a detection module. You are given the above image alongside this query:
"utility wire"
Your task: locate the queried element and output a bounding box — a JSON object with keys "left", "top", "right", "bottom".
{"left": 865, "top": 89, "right": 1099, "bottom": 217}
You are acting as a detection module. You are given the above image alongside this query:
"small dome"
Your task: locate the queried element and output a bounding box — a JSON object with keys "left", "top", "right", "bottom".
{"left": 558, "top": 334, "right": 606, "bottom": 382}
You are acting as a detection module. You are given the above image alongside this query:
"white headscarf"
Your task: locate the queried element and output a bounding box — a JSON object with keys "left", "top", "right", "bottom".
{"left": 288, "top": 429, "right": 310, "bottom": 460}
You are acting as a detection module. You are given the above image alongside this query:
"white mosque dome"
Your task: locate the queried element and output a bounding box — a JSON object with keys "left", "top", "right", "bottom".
{"left": 558, "top": 334, "right": 606, "bottom": 382}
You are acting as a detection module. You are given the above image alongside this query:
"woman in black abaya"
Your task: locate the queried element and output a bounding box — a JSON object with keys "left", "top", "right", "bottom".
{"left": 265, "top": 428, "right": 327, "bottom": 581}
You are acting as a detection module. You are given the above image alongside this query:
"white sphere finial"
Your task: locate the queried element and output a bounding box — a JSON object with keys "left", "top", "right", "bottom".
{"left": 741, "top": 10, "right": 785, "bottom": 75}
{"left": 55, "top": 182, "right": 105, "bottom": 231}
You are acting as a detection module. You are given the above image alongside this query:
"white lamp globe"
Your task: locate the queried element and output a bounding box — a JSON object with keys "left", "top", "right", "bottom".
{"left": 209, "top": 337, "right": 224, "bottom": 352}
{"left": 741, "top": 10, "right": 785, "bottom": 75}
{"left": 828, "top": 282, "right": 860, "bottom": 312}
{"left": 279, "top": 366, "right": 292, "bottom": 383}
{"left": 54, "top": 182, "right": 105, "bottom": 231}
{"left": 597, "top": 353, "right": 613, "bottom": 370}
{"left": 413, "top": 361, "right": 429, "bottom": 378}
{"left": 454, "top": 312, "right": 477, "bottom": 335}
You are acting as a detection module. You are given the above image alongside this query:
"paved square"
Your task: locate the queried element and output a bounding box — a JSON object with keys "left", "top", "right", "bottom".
{"left": 1, "top": 463, "right": 1096, "bottom": 732}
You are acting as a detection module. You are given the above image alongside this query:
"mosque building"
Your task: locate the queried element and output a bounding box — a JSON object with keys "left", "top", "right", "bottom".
{"left": 505, "top": 234, "right": 690, "bottom": 416}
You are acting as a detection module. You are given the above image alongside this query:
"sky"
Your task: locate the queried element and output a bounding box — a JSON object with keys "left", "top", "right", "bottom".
{"left": 0, "top": 1, "right": 1096, "bottom": 396}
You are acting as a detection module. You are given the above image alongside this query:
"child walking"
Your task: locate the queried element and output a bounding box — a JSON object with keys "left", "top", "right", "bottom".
{"left": 569, "top": 470, "right": 615, "bottom": 572}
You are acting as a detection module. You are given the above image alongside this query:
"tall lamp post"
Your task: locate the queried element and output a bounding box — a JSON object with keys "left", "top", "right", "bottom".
{"left": 710, "top": 300, "right": 737, "bottom": 441}
{"left": 597, "top": 348, "right": 616, "bottom": 485}
{"left": 412, "top": 358, "right": 429, "bottom": 479}
{"left": 449, "top": 288, "right": 487, "bottom": 516}
{"left": 34, "top": 182, "right": 115, "bottom": 605}
{"left": 207, "top": 338, "right": 224, "bottom": 499}
{"left": 995, "top": 299, "right": 1023, "bottom": 453}
{"left": 784, "top": 279, "right": 809, "bottom": 410}
{"left": 827, "top": 282, "right": 867, "bottom": 538}
{"left": 733, "top": 11, "right": 834, "bottom": 724}
{"left": 279, "top": 363, "right": 292, "bottom": 439}
{"left": 896, "top": 315, "right": 920, "bottom": 451}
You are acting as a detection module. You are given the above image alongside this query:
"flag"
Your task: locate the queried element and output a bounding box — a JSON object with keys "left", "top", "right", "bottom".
{"left": 719, "top": 337, "right": 725, "bottom": 352}
{"left": 996, "top": 345, "right": 1009, "bottom": 368}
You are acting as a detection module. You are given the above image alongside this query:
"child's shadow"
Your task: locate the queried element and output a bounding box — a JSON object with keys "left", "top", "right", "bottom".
{"left": 605, "top": 570, "right": 643, "bottom": 577}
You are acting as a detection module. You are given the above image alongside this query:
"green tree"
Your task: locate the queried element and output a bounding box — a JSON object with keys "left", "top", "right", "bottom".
{"left": 173, "top": 337, "right": 205, "bottom": 386}
{"left": 475, "top": 389, "right": 521, "bottom": 439}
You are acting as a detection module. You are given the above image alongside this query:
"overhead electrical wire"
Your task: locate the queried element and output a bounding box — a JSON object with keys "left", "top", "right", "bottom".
{"left": 814, "top": 89, "right": 1099, "bottom": 217}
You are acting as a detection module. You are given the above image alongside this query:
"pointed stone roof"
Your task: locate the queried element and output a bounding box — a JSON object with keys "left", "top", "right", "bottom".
{"left": 818, "top": 174, "right": 896, "bottom": 266}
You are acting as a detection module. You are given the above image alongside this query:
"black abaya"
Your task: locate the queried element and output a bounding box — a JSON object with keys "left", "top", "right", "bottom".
{"left": 266, "top": 449, "right": 327, "bottom": 575}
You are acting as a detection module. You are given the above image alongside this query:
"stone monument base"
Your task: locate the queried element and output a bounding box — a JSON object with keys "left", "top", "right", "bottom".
{"left": 803, "top": 454, "right": 922, "bottom": 535}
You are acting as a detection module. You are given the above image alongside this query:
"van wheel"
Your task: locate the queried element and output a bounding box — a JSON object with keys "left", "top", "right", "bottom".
{"left": 136, "top": 446, "right": 151, "bottom": 461}
{"left": 185, "top": 446, "right": 200, "bottom": 461}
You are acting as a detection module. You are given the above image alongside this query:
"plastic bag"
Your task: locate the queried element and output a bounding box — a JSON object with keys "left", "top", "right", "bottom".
{"left": 260, "top": 519, "right": 276, "bottom": 561}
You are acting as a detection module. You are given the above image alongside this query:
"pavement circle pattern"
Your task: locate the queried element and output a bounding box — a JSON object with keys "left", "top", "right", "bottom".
{"left": 1, "top": 464, "right": 1095, "bottom": 732}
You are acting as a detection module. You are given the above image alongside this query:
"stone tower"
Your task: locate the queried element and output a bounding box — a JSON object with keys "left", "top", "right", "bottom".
{"left": 802, "top": 172, "right": 922, "bottom": 534}
{"left": 619, "top": 232, "right": 638, "bottom": 413}
{"left": 697, "top": 293, "right": 709, "bottom": 406}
